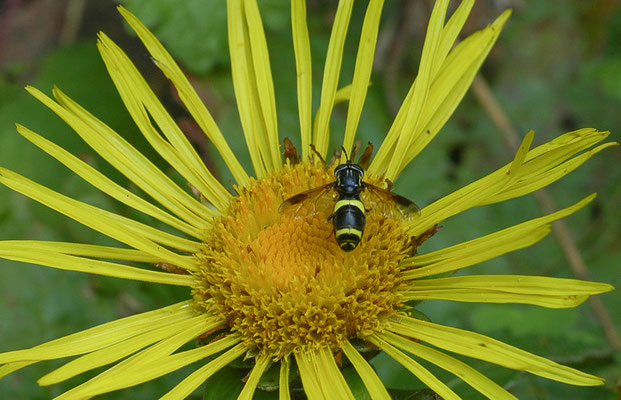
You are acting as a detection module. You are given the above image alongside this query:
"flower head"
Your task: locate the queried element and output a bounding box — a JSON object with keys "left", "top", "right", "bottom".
{"left": 0, "top": 1, "right": 616, "bottom": 399}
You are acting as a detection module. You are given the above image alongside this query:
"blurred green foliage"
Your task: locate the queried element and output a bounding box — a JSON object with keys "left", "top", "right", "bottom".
{"left": 0, "top": 0, "right": 619, "bottom": 399}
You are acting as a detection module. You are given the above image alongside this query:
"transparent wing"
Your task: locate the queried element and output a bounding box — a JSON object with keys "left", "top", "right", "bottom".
{"left": 362, "top": 183, "right": 420, "bottom": 220}
{"left": 279, "top": 182, "right": 336, "bottom": 219}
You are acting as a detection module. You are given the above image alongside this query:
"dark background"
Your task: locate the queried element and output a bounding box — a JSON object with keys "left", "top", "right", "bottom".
{"left": 0, "top": 0, "right": 619, "bottom": 398}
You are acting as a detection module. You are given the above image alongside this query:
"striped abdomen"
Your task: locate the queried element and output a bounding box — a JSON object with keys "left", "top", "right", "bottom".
{"left": 333, "top": 198, "right": 365, "bottom": 251}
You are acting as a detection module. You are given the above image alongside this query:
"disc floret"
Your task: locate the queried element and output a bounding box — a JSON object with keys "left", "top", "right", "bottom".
{"left": 192, "top": 163, "right": 411, "bottom": 355}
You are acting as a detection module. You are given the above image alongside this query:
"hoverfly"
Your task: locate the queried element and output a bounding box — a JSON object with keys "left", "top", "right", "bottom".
{"left": 279, "top": 148, "right": 420, "bottom": 251}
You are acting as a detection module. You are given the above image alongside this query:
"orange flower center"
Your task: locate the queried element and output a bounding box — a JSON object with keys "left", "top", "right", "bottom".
{"left": 192, "top": 162, "right": 411, "bottom": 354}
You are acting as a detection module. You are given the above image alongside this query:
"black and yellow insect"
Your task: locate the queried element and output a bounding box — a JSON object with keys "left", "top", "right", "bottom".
{"left": 279, "top": 150, "right": 420, "bottom": 251}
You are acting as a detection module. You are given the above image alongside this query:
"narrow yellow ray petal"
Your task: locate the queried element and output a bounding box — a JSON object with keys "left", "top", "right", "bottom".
{"left": 313, "top": 0, "right": 354, "bottom": 157}
{"left": 513, "top": 138, "right": 606, "bottom": 184}
{"left": 244, "top": 0, "right": 281, "bottom": 170}
{"left": 117, "top": 6, "right": 249, "bottom": 187}
{"left": 0, "top": 301, "right": 192, "bottom": 364}
{"left": 279, "top": 355, "right": 292, "bottom": 400}
{"left": 368, "top": 334, "right": 461, "bottom": 400}
{"left": 27, "top": 85, "right": 216, "bottom": 226}
{"left": 389, "top": 316, "right": 605, "bottom": 386}
{"left": 0, "top": 168, "right": 200, "bottom": 266}
{"left": 39, "top": 315, "right": 206, "bottom": 385}
{"left": 311, "top": 84, "right": 354, "bottom": 148}
{"left": 401, "top": 275, "right": 613, "bottom": 308}
{"left": 84, "top": 335, "right": 240, "bottom": 398}
{"left": 295, "top": 351, "right": 327, "bottom": 400}
{"left": 506, "top": 130, "right": 534, "bottom": 183}
{"left": 384, "top": 0, "right": 449, "bottom": 179}
{"left": 380, "top": 332, "right": 517, "bottom": 400}
{"left": 0, "top": 242, "right": 194, "bottom": 286}
{"left": 0, "top": 362, "right": 34, "bottom": 379}
{"left": 395, "top": 10, "right": 511, "bottom": 176}
{"left": 99, "top": 318, "right": 221, "bottom": 374}
{"left": 404, "top": 194, "right": 594, "bottom": 279}
{"left": 431, "top": 0, "right": 475, "bottom": 78}
{"left": 238, "top": 353, "right": 272, "bottom": 400}
{"left": 17, "top": 124, "right": 203, "bottom": 239}
{"left": 291, "top": 0, "right": 312, "bottom": 160}
{"left": 370, "top": 9, "right": 510, "bottom": 178}
{"left": 314, "top": 347, "right": 355, "bottom": 400}
{"left": 342, "top": 0, "right": 385, "bottom": 154}
{"left": 160, "top": 343, "right": 247, "bottom": 400}
{"left": 97, "top": 33, "right": 231, "bottom": 210}
{"left": 227, "top": 0, "right": 270, "bottom": 177}
{"left": 408, "top": 275, "right": 614, "bottom": 296}
{"left": 406, "top": 129, "right": 607, "bottom": 238}
{"left": 341, "top": 340, "right": 391, "bottom": 400}
{"left": 406, "top": 224, "right": 546, "bottom": 268}
{"left": 2, "top": 241, "right": 159, "bottom": 263}
{"left": 58, "top": 321, "right": 234, "bottom": 399}
{"left": 523, "top": 128, "right": 607, "bottom": 160}
{"left": 486, "top": 142, "right": 618, "bottom": 204}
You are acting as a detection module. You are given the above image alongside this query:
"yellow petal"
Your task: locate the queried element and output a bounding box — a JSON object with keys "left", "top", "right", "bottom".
{"left": 341, "top": 340, "right": 390, "bottom": 400}
{"left": 401, "top": 275, "right": 613, "bottom": 308}
{"left": 380, "top": 331, "right": 517, "bottom": 400}
{"left": 0, "top": 362, "right": 33, "bottom": 379}
{"left": 0, "top": 168, "right": 199, "bottom": 267}
{"left": 291, "top": 0, "right": 313, "bottom": 160}
{"left": 243, "top": 0, "right": 281, "bottom": 170}
{"left": 96, "top": 32, "right": 231, "bottom": 210}
{"left": 370, "top": 8, "right": 510, "bottom": 178}
{"left": 312, "top": 84, "right": 355, "bottom": 147}
{"left": 403, "top": 194, "right": 594, "bottom": 279}
{"left": 27, "top": 85, "right": 216, "bottom": 225}
{"left": 227, "top": 0, "right": 272, "bottom": 177}
{"left": 313, "top": 0, "right": 354, "bottom": 158}
{"left": 314, "top": 347, "right": 356, "bottom": 400}
{"left": 430, "top": 0, "right": 475, "bottom": 78}
{"left": 39, "top": 315, "right": 206, "bottom": 385}
{"left": 342, "top": 0, "right": 385, "bottom": 154}
{"left": 368, "top": 334, "right": 461, "bottom": 400}
{"left": 0, "top": 301, "right": 192, "bottom": 365}
{"left": 485, "top": 142, "right": 618, "bottom": 204}
{"left": 295, "top": 351, "right": 327, "bottom": 400}
{"left": 279, "top": 355, "right": 292, "bottom": 400}
{"left": 17, "top": 124, "right": 202, "bottom": 239}
{"left": 407, "top": 128, "right": 609, "bottom": 238}
{"left": 238, "top": 353, "right": 272, "bottom": 400}
{"left": 0, "top": 241, "right": 194, "bottom": 286}
{"left": 160, "top": 343, "right": 248, "bottom": 400}
{"left": 397, "top": 10, "right": 511, "bottom": 176}
{"left": 384, "top": 0, "right": 449, "bottom": 179}
{"left": 57, "top": 323, "right": 234, "bottom": 399}
{"left": 389, "top": 316, "right": 605, "bottom": 386}
{"left": 117, "top": 6, "right": 250, "bottom": 187}
{"left": 0, "top": 240, "right": 160, "bottom": 263}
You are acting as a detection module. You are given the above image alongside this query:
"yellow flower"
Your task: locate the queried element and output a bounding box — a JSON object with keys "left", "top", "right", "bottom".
{"left": 0, "top": 1, "right": 616, "bottom": 399}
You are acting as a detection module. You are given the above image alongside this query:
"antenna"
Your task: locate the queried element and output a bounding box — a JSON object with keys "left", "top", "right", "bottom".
{"left": 341, "top": 146, "right": 351, "bottom": 163}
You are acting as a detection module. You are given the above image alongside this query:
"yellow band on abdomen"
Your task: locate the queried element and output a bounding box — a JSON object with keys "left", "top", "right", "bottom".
{"left": 335, "top": 227, "right": 362, "bottom": 239}
{"left": 334, "top": 199, "right": 365, "bottom": 213}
